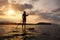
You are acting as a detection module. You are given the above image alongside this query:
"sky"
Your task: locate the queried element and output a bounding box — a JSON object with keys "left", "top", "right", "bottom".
{"left": 0, "top": 0, "right": 60, "bottom": 24}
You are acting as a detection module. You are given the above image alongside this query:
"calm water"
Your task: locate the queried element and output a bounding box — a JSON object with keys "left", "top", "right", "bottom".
{"left": 0, "top": 24, "right": 60, "bottom": 40}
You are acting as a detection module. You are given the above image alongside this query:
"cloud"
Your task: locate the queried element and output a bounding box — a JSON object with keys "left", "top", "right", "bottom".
{"left": 12, "top": 3, "right": 33, "bottom": 11}
{"left": 29, "top": 9, "right": 60, "bottom": 24}
{"left": 0, "top": 11, "right": 3, "bottom": 15}
{"left": 39, "top": 12, "right": 60, "bottom": 24}
{"left": 52, "top": 8, "right": 60, "bottom": 12}
{"left": 29, "top": 10, "right": 39, "bottom": 15}
{"left": 0, "top": 3, "right": 33, "bottom": 15}
{"left": 0, "top": 0, "right": 60, "bottom": 24}
{"left": 0, "top": 18, "right": 13, "bottom": 23}
{"left": 30, "top": 0, "right": 39, "bottom": 2}
{"left": 0, "top": 0, "right": 8, "bottom": 6}
{"left": 51, "top": 16, "right": 60, "bottom": 21}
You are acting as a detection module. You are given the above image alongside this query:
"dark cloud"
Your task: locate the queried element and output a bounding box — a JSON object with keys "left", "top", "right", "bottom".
{"left": 52, "top": 8, "right": 60, "bottom": 12}
{"left": 29, "top": 0, "right": 39, "bottom": 4}
{"left": 57, "top": 0, "right": 60, "bottom": 6}
{"left": 31, "top": 0, "right": 39, "bottom": 2}
{"left": 12, "top": 4, "right": 33, "bottom": 11}
{"left": 0, "top": 0, "right": 8, "bottom": 6}
{"left": 23, "top": 4, "right": 33, "bottom": 9}
{"left": 40, "top": 12, "right": 60, "bottom": 24}
{"left": 30, "top": 10, "right": 39, "bottom": 15}
{"left": 51, "top": 16, "right": 60, "bottom": 21}
{"left": 39, "top": 13, "right": 52, "bottom": 19}
{"left": 30, "top": 10, "right": 60, "bottom": 24}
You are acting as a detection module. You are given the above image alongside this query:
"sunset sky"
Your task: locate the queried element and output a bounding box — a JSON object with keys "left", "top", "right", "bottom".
{"left": 0, "top": 0, "right": 60, "bottom": 24}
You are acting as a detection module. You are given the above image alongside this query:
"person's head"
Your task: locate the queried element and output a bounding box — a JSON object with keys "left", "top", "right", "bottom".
{"left": 24, "top": 11, "right": 26, "bottom": 14}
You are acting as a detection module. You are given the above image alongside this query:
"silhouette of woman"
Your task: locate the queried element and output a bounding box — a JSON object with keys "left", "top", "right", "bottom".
{"left": 22, "top": 11, "right": 28, "bottom": 24}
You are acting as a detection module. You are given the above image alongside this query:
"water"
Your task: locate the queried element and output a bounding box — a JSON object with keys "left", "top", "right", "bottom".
{"left": 0, "top": 24, "right": 60, "bottom": 40}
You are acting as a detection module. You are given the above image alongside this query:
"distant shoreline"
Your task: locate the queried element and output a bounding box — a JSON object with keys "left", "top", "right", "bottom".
{"left": 0, "top": 22, "right": 52, "bottom": 25}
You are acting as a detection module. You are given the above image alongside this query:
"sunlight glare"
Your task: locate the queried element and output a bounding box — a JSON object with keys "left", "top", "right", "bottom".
{"left": 7, "top": 9, "right": 15, "bottom": 15}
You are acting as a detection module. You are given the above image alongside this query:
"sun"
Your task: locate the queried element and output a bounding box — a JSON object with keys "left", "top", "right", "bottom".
{"left": 4, "top": 5, "right": 16, "bottom": 16}
{"left": 7, "top": 9, "right": 16, "bottom": 15}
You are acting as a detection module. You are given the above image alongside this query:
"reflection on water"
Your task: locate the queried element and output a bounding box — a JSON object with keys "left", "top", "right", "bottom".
{"left": 0, "top": 24, "right": 60, "bottom": 40}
